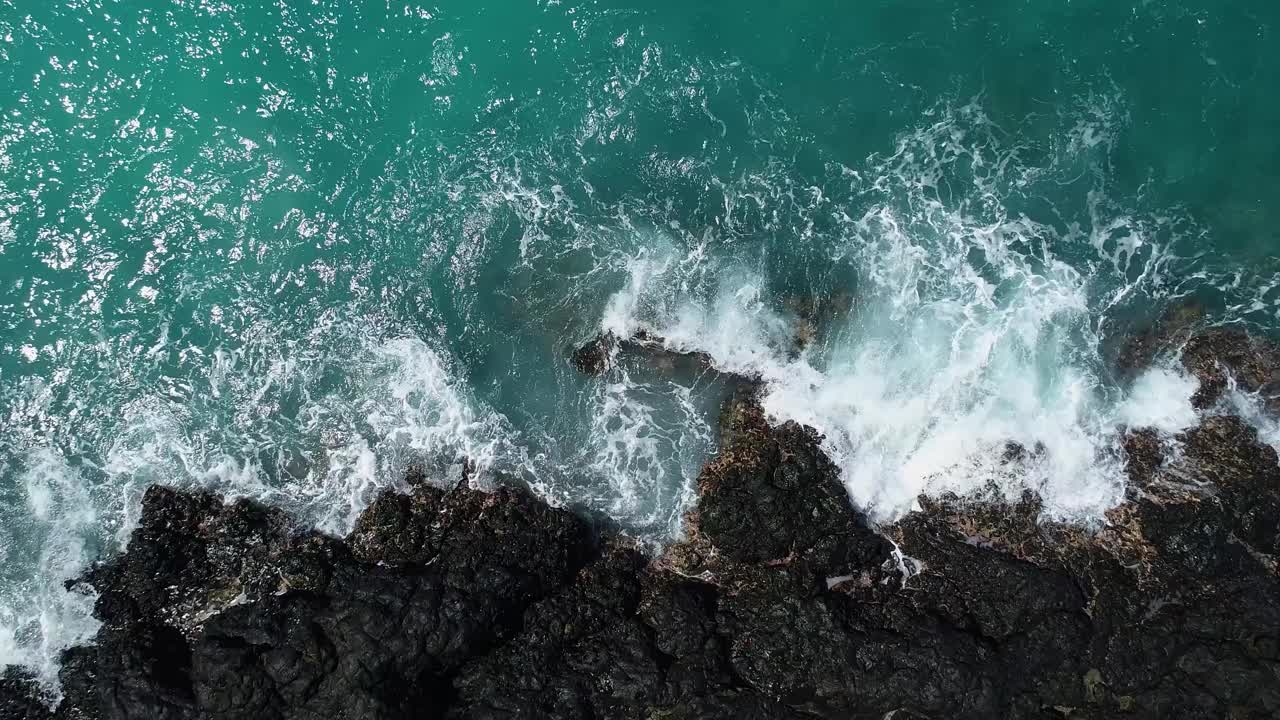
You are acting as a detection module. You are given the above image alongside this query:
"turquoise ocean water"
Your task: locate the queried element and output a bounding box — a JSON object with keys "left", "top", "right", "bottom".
{"left": 2, "top": 0, "right": 1280, "bottom": 688}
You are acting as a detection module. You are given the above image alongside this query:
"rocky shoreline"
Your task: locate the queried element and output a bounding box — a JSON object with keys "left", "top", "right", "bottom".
{"left": 4, "top": 316, "right": 1280, "bottom": 719}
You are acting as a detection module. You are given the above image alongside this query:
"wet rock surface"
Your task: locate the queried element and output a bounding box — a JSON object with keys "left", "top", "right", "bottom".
{"left": 570, "top": 331, "right": 721, "bottom": 379}
{"left": 1117, "top": 300, "right": 1280, "bottom": 412}
{"left": 5, "top": 327, "right": 1280, "bottom": 720}
{"left": 1183, "top": 329, "right": 1280, "bottom": 412}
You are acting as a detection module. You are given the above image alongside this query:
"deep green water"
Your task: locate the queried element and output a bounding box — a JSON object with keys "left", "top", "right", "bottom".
{"left": 2, "top": 0, "right": 1279, "bottom": 686}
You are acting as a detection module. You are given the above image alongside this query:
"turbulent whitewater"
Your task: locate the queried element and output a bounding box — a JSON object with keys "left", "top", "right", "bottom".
{"left": 2, "top": 0, "right": 1280, "bottom": 690}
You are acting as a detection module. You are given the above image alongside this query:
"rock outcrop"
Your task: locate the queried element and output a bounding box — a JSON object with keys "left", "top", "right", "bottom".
{"left": 4, "top": 326, "right": 1280, "bottom": 719}
{"left": 570, "top": 331, "right": 720, "bottom": 379}
{"left": 1117, "top": 300, "right": 1280, "bottom": 412}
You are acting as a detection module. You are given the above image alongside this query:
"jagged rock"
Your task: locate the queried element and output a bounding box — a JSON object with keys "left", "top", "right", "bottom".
{"left": 6, "top": 322, "right": 1280, "bottom": 720}
{"left": 569, "top": 331, "right": 721, "bottom": 379}
{"left": 1182, "top": 329, "right": 1280, "bottom": 411}
{"left": 447, "top": 540, "right": 661, "bottom": 719}
{"left": 1116, "top": 301, "right": 1280, "bottom": 411}
{"left": 1177, "top": 415, "right": 1280, "bottom": 558}
{"left": 684, "top": 383, "right": 891, "bottom": 585}
{"left": 1122, "top": 429, "right": 1164, "bottom": 488}
{"left": 26, "top": 481, "right": 592, "bottom": 720}
{"left": 569, "top": 333, "right": 616, "bottom": 376}
{"left": 0, "top": 669, "right": 54, "bottom": 720}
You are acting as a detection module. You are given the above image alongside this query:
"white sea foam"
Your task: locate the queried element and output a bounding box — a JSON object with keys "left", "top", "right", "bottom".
{"left": 1117, "top": 366, "right": 1201, "bottom": 434}
{"left": 1223, "top": 378, "right": 1280, "bottom": 457}
{"left": 592, "top": 101, "right": 1228, "bottom": 524}
{"left": 610, "top": 255, "right": 1137, "bottom": 522}
{"left": 588, "top": 374, "right": 670, "bottom": 521}
{"left": 0, "top": 332, "right": 513, "bottom": 685}
{"left": 0, "top": 450, "right": 100, "bottom": 695}
{"left": 580, "top": 368, "right": 715, "bottom": 538}
{"left": 104, "top": 334, "right": 510, "bottom": 534}
{"left": 353, "top": 337, "right": 511, "bottom": 509}
{"left": 658, "top": 252, "right": 1140, "bottom": 521}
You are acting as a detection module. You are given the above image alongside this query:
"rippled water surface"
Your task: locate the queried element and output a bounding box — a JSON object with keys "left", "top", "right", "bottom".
{"left": 3, "top": 0, "right": 1280, "bottom": 687}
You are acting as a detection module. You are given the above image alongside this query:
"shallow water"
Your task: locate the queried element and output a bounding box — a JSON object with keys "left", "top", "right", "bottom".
{"left": 2, "top": 0, "right": 1279, "bottom": 688}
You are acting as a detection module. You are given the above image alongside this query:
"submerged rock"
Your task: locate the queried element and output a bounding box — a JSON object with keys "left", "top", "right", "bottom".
{"left": 569, "top": 330, "right": 719, "bottom": 379}
{"left": 5, "top": 326, "right": 1280, "bottom": 720}
{"left": 569, "top": 333, "right": 617, "bottom": 376}
{"left": 783, "top": 290, "right": 854, "bottom": 354}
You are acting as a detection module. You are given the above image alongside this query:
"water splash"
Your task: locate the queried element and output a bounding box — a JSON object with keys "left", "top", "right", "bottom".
{"left": 598, "top": 100, "right": 1218, "bottom": 523}
{"left": 0, "top": 330, "right": 512, "bottom": 682}
{"left": 0, "top": 450, "right": 100, "bottom": 693}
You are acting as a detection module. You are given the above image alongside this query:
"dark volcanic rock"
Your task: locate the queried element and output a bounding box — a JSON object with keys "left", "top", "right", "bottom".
{"left": 6, "top": 325, "right": 1280, "bottom": 720}
{"left": 1178, "top": 415, "right": 1280, "bottom": 557}
{"left": 569, "top": 331, "right": 719, "bottom": 379}
{"left": 569, "top": 333, "right": 616, "bottom": 376}
{"left": 1, "top": 669, "right": 54, "bottom": 720}
{"left": 25, "top": 480, "right": 592, "bottom": 720}
{"left": 1182, "top": 329, "right": 1280, "bottom": 411}
{"left": 681, "top": 383, "right": 891, "bottom": 585}
{"left": 1115, "top": 299, "right": 1208, "bottom": 381}
{"left": 1117, "top": 301, "right": 1280, "bottom": 412}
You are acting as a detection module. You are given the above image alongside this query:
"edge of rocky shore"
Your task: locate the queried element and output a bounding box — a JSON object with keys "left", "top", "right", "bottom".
{"left": 4, "top": 310, "right": 1280, "bottom": 720}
